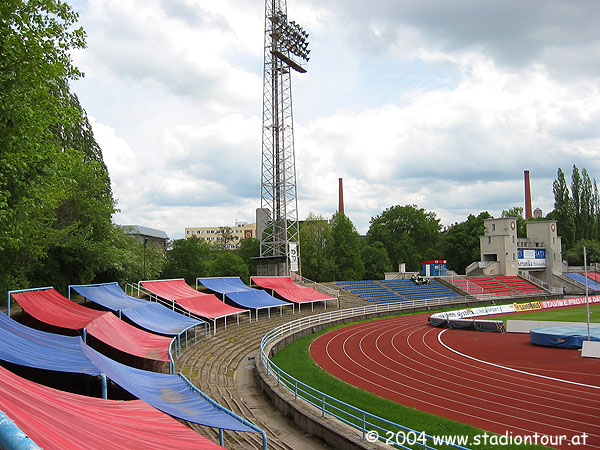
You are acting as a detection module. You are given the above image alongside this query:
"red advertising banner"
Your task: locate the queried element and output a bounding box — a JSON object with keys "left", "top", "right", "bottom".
{"left": 540, "top": 296, "right": 600, "bottom": 309}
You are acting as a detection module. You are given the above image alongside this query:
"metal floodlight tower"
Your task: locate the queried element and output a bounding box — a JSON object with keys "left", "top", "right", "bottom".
{"left": 260, "top": 0, "right": 309, "bottom": 276}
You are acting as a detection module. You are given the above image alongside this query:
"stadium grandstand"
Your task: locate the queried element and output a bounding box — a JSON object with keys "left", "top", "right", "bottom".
{"left": 335, "top": 278, "right": 463, "bottom": 305}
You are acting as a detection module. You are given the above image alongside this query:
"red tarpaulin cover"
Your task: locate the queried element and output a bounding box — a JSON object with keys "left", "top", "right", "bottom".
{"left": 12, "top": 288, "right": 104, "bottom": 329}
{"left": 11, "top": 288, "right": 173, "bottom": 362}
{"left": 0, "top": 365, "right": 223, "bottom": 450}
{"left": 85, "top": 312, "right": 172, "bottom": 361}
{"left": 141, "top": 279, "right": 248, "bottom": 320}
{"left": 252, "top": 276, "right": 335, "bottom": 303}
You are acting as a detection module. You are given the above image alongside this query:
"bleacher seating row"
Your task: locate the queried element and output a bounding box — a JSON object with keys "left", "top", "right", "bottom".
{"left": 449, "top": 275, "right": 544, "bottom": 296}
{"left": 340, "top": 275, "right": 547, "bottom": 305}
{"left": 358, "top": 292, "right": 398, "bottom": 298}
{"left": 391, "top": 287, "right": 449, "bottom": 294}
{"left": 565, "top": 273, "right": 600, "bottom": 292}
{"left": 336, "top": 280, "right": 377, "bottom": 285}
{"left": 349, "top": 288, "right": 388, "bottom": 294}
{"left": 340, "top": 278, "right": 463, "bottom": 304}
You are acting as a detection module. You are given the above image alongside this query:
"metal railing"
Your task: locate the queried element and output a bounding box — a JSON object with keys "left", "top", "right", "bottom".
{"left": 179, "top": 373, "right": 268, "bottom": 450}
{"left": 439, "top": 273, "right": 484, "bottom": 295}
{"left": 0, "top": 410, "right": 41, "bottom": 450}
{"left": 260, "top": 300, "right": 471, "bottom": 449}
{"left": 518, "top": 271, "right": 563, "bottom": 295}
{"left": 290, "top": 273, "right": 340, "bottom": 298}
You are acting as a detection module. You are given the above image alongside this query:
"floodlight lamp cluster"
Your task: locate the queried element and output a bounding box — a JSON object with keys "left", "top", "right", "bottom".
{"left": 272, "top": 11, "right": 310, "bottom": 63}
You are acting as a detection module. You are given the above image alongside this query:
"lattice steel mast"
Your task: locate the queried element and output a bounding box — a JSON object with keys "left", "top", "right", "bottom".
{"left": 260, "top": 0, "right": 309, "bottom": 275}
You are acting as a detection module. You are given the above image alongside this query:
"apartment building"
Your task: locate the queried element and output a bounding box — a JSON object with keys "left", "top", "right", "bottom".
{"left": 184, "top": 221, "right": 256, "bottom": 249}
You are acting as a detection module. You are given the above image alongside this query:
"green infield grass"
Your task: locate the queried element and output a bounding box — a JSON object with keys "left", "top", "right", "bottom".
{"left": 490, "top": 302, "right": 600, "bottom": 324}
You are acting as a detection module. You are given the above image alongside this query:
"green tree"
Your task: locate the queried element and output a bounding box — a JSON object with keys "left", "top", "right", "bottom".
{"left": 217, "top": 226, "right": 235, "bottom": 249}
{"left": 552, "top": 168, "right": 576, "bottom": 250}
{"left": 442, "top": 212, "right": 491, "bottom": 274}
{"left": 571, "top": 165, "right": 583, "bottom": 240}
{"left": 593, "top": 180, "right": 600, "bottom": 241}
{"left": 236, "top": 237, "right": 261, "bottom": 277}
{"left": 581, "top": 168, "right": 594, "bottom": 240}
{"left": 501, "top": 206, "right": 526, "bottom": 238}
{"left": 0, "top": 1, "right": 118, "bottom": 295}
{"left": 161, "top": 238, "right": 212, "bottom": 285}
{"left": 361, "top": 241, "right": 391, "bottom": 280}
{"left": 330, "top": 213, "right": 364, "bottom": 281}
{"left": 367, "top": 205, "right": 442, "bottom": 272}
{"left": 27, "top": 145, "right": 116, "bottom": 288}
{"left": 299, "top": 213, "right": 334, "bottom": 282}
{"left": 564, "top": 239, "right": 600, "bottom": 266}
{"left": 94, "top": 226, "right": 165, "bottom": 285}
{"left": 209, "top": 252, "right": 249, "bottom": 284}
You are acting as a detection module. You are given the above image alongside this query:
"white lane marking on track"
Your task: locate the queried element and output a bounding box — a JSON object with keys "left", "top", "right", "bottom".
{"left": 416, "top": 325, "right": 600, "bottom": 401}
{"left": 438, "top": 329, "right": 600, "bottom": 391}
{"left": 315, "top": 317, "right": 600, "bottom": 439}
{"left": 397, "top": 325, "right": 600, "bottom": 416}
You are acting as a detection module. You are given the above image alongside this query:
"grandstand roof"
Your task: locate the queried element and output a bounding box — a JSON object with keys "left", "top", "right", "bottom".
{"left": 121, "top": 224, "right": 169, "bottom": 240}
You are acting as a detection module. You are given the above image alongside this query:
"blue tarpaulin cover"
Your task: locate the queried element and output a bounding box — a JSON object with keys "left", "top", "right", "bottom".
{"left": 121, "top": 303, "right": 202, "bottom": 335}
{"left": 198, "top": 277, "right": 254, "bottom": 293}
{"left": 72, "top": 283, "right": 147, "bottom": 310}
{"left": 0, "top": 313, "right": 101, "bottom": 376}
{"left": 81, "top": 342, "right": 256, "bottom": 432}
{"left": 72, "top": 283, "right": 204, "bottom": 335}
{"left": 197, "top": 277, "right": 289, "bottom": 309}
{"left": 227, "top": 290, "right": 289, "bottom": 309}
{"left": 530, "top": 326, "right": 600, "bottom": 349}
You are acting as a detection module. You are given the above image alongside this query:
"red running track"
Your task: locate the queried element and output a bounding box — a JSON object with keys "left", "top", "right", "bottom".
{"left": 310, "top": 314, "right": 600, "bottom": 449}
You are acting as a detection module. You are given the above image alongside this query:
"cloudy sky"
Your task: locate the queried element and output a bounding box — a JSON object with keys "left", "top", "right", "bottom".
{"left": 70, "top": 0, "right": 600, "bottom": 239}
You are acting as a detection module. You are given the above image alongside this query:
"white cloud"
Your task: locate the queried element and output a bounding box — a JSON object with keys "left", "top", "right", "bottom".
{"left": 71, "top": 0, "right": 600, "bottom": 239}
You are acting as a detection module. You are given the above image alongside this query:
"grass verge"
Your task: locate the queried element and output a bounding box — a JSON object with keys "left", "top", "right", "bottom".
{"left": 491, "top": 303, "right": 600, "bottom": 324}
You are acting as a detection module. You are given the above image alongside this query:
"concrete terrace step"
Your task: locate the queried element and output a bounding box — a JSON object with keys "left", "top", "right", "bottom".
{"left": 172, "top": 296, "right": 349, "bottom": 450}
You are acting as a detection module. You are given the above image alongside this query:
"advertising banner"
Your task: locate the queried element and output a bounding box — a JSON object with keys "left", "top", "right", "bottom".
{"left": 289, "top": 242, "right": 299, "bottom": 272}
{"left": 513, "top": 301, "right": 542, "bottom": 312}
{"left": 518, "top": 248, "right": 546, "bottom": 268}
{"left": 541, "top": 296, "right": 600, "bottom": 309}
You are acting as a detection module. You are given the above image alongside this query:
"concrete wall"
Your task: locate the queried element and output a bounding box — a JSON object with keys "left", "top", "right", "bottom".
{"left": 480, "top": 218, "right": 518, "bottom": 276}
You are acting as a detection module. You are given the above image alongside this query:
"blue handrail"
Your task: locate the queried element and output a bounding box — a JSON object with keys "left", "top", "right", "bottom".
{"left": 178, "top": 373, "right": 268, "bottom": 450}
{"left": 0, "top": 410, "right": 41, "bottom": 450}
{"left": 260, "top": 313, "right": 471, "bottom": 450}
{"left": 6, "top": 286, "right": 54, "bottom": 317}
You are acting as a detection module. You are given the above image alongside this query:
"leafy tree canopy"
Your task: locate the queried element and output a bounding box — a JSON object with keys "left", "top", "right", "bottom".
{"left": 330, "top": 213, "right": 364, "bottom": 281}
{"left": 367, "top": 204, "right": 442, "bottom": 272}
{"left": 161, "top": 238, "right": 212, "bottom": 286}
{"left": 361, "top": 241, "right": 391, "bottom": 280}
{"left": 564, "top": 239, "right": 600, "bottom": 266}
{"left": 299, "top": 213, "right": 334, "bottom": 282}
{"left": 209, "top": 252, "right": 249, "bottom": 284}
{"left": 442, "top": 212, "right": 491, "bottom": 274}
{"left": 236, "top": 237, "right": 260, "bottom": 277}
{"left": 1, "top": 0, "right": 117, "bottom": 295}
